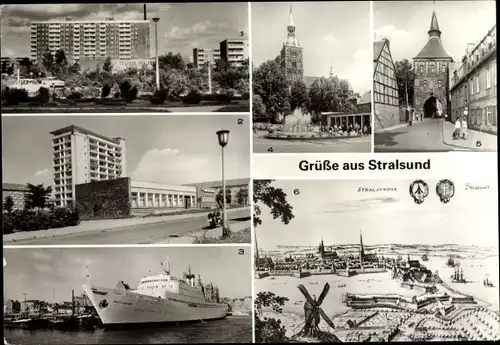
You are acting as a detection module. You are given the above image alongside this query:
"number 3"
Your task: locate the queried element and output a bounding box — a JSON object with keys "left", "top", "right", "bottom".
{"left": 238, "top": 249, "right": 245, "bottom": 255}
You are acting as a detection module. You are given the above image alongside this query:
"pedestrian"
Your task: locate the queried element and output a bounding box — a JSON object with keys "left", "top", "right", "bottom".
{"left": 453, "top": 118, "right": 462, "bottom": 140}
{"left": 461, "top": 117, "right": 468, "bottom": 140}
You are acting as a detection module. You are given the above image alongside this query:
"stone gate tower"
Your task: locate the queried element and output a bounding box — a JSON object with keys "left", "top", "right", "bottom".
{"left": 413, "top": 10, "right": 453, "bottom": 118}
{"left": 280, "top": 6, "right": 304, "bottom": 83}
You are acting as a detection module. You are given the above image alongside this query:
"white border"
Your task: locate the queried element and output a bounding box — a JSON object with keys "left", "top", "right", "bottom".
{"left": 370, "top": 0, "right": 375, "bottom": 153}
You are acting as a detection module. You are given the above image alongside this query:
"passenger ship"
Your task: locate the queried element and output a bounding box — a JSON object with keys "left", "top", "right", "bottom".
{"left": 83, "top": 258, "right": 228, "bottom": 328}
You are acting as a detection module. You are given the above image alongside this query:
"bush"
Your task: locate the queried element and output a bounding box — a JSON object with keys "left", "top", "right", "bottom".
{"left": 36, "top": 87, "right": 51, "bottom": 104}
{"left": 95, "top": 99, "right": 127, "bottom": 106}
{"left": 101, "top": 85, "right": 112, "bottom": 98}
{"left": 113, "top": 91, "right": 121, "bottom": 99}
{"left": 150, "top": 89, "right": 167, "bottom": 105}
{"left": 3, "top": 207, "right": 80, "bottom": 233}
{"left": 119, "top": 81, "right": 138, "bottom": 103}
{"left": 67, "top": 91, "right": 82, "bottom": 100}
{"left": 183, "top": 89, "right": 203, "bottom": 104}
{"left": 241, "top": 92, "right": 250, "bottom": 100}
{"left": 217, "top": 89, "right": 236, "bottom": 103}
{"left": 2, "top": 87, "right": 29, "bottom": 105}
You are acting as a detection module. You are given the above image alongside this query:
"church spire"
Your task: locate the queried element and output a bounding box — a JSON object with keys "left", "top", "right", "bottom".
{"left": 428, "top": 10, "right": 442, "bottom": 38}
{"left": 284, "top": 5, "right": 299, "bottom": 47}
{"left": 360, "top": 230, "right": 365, "bottom": 262}
{"left": 329, "top": 62, "right": 333, "bottom": 79}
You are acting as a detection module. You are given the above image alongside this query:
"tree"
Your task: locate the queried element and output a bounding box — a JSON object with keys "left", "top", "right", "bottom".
{"left": 42, "top": 50, "right": 54, "bottom": 72}
{"left": 395, "top": 59, "right": 415, "bottom": 108}
{"left": 236, "top": 188, "right": 248, "bottom": 205}
{"left": 103, "top": 57, "right": 113, "bottom": 73}
{"left": 24, "top": 183, "right": 52, "bottom": 214}
{"left": 158, "top": 52, "right": 186, "bottom": 71}
{"left": 308, "top": 77, "right": 340, "bottom": 120}
{"left": 68, "top": 62, "right": 81, "bottom": 75}
{"left": 3, "top": 196, "right": 14, "bottom": 214}
{"left": 252, "top": 94, "right": 267, "bottom": 119}
{"left": 55, "top": 49, "right": 67, "bottom": 67}
{"left": 253, "top": 60, "right": 290, "bottom": 119}
{"left": 254, "top": 291, "right": 290, "bottom": 343}
{"left": 290, "top": 79, "right": 309, "bottom": 111}
{"left": 216, "top": 188, "right": 232, "bottom": 208}
{"left": 160, "top": 68, "right": 187, "bottom": 98}
{"left": 253, "top": 180, "right": 294, "bottom": 228}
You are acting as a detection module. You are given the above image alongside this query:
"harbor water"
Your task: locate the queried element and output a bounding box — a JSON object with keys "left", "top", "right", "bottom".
{"left": 4, "top": 316, "right": 252, "bottom": 344}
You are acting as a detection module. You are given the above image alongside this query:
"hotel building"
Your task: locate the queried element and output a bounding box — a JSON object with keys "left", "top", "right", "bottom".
{"left": 30, "top": 18, "right": 150, "bottom": 63}
{"left": 50, "top": 125, "right": 127, "bottom": 208}
{"left": 450, "top": 25, "right": 496, "bottom": 134}
{"left": 373, "top": 38, "right": 401, "bottom": 131}
{"left": 193, "top": 48, "right": 221, "bottom": 68}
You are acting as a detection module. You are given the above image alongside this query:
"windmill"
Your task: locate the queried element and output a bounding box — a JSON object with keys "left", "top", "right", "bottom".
{"left": 297, "top": 283, "right": 336, "bottom": 338}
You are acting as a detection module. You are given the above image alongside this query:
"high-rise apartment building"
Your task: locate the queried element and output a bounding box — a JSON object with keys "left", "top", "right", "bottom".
{"left": 193, "top": 48, "right": 221, "bottom": 68}
{"left": 30, "top": 18, "right": 150, "bottom": 63}
{"left": 220, "top": 37, "right": 248, "bottom": 67}
{"left": 50, "top": 125, "right": 127, "bottom": 208}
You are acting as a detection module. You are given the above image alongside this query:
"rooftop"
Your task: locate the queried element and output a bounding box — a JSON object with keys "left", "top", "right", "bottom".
{"left": 373, "top": 40, "right": 386, "bottom": 62}
{"left": 184, "top": 178, "right": 250, "bottom": 189}
{"left": 50, "top": 125, "right": 123, "bottom": 145}
{"left": 414, "top": 10, "right": 452, "bottom": 60}
{"left": 2, "top": 183, "right": 28, "bottom": 192}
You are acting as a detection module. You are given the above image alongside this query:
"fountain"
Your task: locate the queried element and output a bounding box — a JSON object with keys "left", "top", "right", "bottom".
{"left": 283, "top": 107, "right": 312, "bottom": 133}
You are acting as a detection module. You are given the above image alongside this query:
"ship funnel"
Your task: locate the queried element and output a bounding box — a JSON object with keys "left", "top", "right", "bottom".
{"left": 163, "top": 257, "right": 171, "bottom": 275}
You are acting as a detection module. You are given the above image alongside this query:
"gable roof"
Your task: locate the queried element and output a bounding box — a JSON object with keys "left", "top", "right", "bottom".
{"left": 373, "top": 41, "right": 385, "bottom": 62}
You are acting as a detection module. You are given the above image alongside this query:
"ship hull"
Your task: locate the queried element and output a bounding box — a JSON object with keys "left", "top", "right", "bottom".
{"left": 83, "top": 284, "right": 228, "bottom": 326}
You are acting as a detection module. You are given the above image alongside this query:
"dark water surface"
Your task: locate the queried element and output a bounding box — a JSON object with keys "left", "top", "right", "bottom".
{"left": 4, "top": 316, "right": 252, "bottom": 344}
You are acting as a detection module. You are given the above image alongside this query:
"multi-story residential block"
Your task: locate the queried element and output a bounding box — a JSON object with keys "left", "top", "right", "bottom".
{"left": 413, "top": 10, "right": 453, "bottom": 119}
{"left": 220, "top": 37, "right": 248, "bottom": 68}
{"left": 2, "top": 183, "right": 29, "bottom": 211}
{"left": 373, "top": 38, "right": 401, "bottom": 131}
{"left": 450, "top": 25, "right": 496, "bottom": 134}
{"left": 30, "top": 17, "right": 150, "bottom": 63}
{"left": 50, "top": 125, "right": 127, "bottom": 208}
{"left": 193, "top": 48, "right": 221, "bottom": 68}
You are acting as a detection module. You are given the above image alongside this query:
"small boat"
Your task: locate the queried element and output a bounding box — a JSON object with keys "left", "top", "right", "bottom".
{"left": 484, "top": 274, "right": 494, "bottom": 287}
{"left": 446, "top": 256, "right": 457, "bottom": 267}
{"left": 421, "top": 254, "right": 429, "bottom": 261}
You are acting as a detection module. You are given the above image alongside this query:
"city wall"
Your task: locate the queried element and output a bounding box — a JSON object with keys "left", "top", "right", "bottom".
{"left": 75, "top": 178, "right": 131, "bottom": 220}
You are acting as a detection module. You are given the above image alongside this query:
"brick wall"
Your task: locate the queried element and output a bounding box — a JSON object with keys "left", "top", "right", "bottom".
{"left": 75, "top": 178, "right": 131, "bottom": 220}
{"left": 374, "top": 103, "right": 403, "bottom": 132}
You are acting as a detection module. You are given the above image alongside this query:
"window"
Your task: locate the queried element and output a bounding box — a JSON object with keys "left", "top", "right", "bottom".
{"left": 420, "top": 64, "right": 424, "bottom": 74}
{"left": 487, "top": 67, "right": 492, "bottom": 88}
{"left": 476, "top": 75, "right": 480, "bottom": 94}
{"left": 487, "top": 106, "right": 492, "bottom": 125}
{"left": 470, "top": 80, "right": 474, "bottom": 95}
{"left": 441, "top": 64, "right": 446, "bottom": 73}
{"left": 415, "top": 79, "right": 419, "bottom": 87}
{"left": 438, "top": 80, "right": 442, "bottom": 88}
{"left": 423, "top": 80, "right": 428, "bottom": 88}
{"left": 430, "top": 64, "right": 435, "bottom": 73}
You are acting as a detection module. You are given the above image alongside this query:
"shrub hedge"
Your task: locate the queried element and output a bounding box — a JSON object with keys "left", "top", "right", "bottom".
{"left": 2, "top": 207, "right": 80, "bottom": 234}
{"left": 150, "top": 89, "right": 168, "bottom": 105}
{"left": 183, "top": 90, "right": 203, "bottom": 104}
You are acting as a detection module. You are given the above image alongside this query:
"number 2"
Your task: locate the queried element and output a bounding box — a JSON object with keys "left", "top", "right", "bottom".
{"left": 237, "top": 118, "right": 243, "bottom": 125}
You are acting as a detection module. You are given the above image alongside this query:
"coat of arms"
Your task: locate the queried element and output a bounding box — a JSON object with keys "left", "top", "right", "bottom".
{"left": 436, "top": 179, "right": 455, "bottom": 204}
{"left": 409, "top": 180, "right": 429, "bottom": 204}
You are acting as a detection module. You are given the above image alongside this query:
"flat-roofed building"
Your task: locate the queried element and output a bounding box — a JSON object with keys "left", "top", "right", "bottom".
{"left": 185, "top": 178, "right": 250, "bottom": 206}
{"left": 2, "top": 183, "right": 29, "bottom": 211}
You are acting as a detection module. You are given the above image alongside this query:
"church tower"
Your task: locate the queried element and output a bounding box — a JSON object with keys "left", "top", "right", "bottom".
{"left": 413, "top": 10, "right": 453, "bottom": 119}
{"left": 359, "top": 230, "right": 365, "bottom": 263}
{"left": 280, "top": 5, "right": 304, "bottom": 83}
{"left": 319, "top": 237, "right": 325, "bottom": 257}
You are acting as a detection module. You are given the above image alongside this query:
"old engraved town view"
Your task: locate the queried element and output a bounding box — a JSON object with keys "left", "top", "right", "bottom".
{"left": 254, "top": 179, "right": 499, "bottom": 342}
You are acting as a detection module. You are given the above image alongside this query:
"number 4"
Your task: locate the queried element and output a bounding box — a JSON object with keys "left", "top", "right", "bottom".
{"left": 267, "top": 147, "right": 274, "bottom": 152}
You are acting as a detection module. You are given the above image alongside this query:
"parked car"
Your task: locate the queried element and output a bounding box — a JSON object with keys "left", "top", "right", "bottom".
{"left": 41, "top": 77, "right": 65, "bottom": 88}
{"left": 12, "top": 78, "right": 42, "bottom": 97}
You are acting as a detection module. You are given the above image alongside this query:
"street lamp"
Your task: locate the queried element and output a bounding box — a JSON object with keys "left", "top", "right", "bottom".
{"left": 152, "top": 17, "right": 160, "bottom": 90}
{"left": 464, "top": 106, "right": 468, "bottom": 117}
{"left": 216, "top": 129, "right": 230, "bottom": 237}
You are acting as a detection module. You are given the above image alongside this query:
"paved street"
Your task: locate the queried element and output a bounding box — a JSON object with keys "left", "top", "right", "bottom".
{"left": 253, "top": 136, "right": 371, "bottom": 153}
{"left": 8, "top": 208, "right": 250, "bottom": 245}
{"left": 375, "top": 119, "right": 497, "bottom": 152}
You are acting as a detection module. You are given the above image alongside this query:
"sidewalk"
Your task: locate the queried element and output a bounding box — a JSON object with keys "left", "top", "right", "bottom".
{"left": 157, "top": 221, "right": 250, "bottom": 244}
{"left": 376, "top": 118, "right": 431, "bottom": 133}
{"left": 3, "top": 207, "right": 250, "bottom": 243}
{"left": 442, "top": 122, "right": 497, "bottom": 151}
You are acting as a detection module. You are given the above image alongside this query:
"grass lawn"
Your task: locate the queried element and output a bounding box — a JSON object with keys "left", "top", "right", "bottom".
{"left": 192, "top": 227, "right": 251, "bottom": 244}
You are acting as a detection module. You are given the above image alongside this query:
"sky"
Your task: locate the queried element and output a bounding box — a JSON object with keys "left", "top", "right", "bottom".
{"left": 255, "top": 179, "right": 498, "bottom": 249}
{"left": 0, "top": 3, "right": 248, "bottom": 61}
{"left": 1, "top": 115, "right": 250, "bottom": 187}
{"left": 3, "top": 247, "right": 251, "bottom": 302}
{"left": 251, "top": 2, "right": 371, "bottom": 94}
{"left": 374, "top": 1, "right": 496, "bottom": 62}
